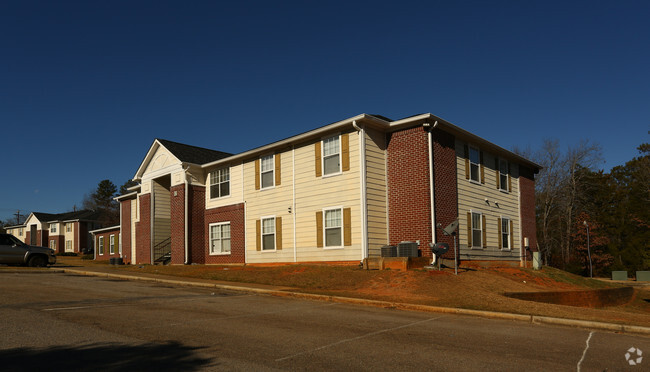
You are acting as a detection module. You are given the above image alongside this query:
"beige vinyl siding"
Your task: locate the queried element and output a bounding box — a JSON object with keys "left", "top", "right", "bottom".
{"left": 364, "top": 127, "right": 388, "bottom": 257}
{"left": 456, "top": 139, "right": 521, "bottom": 260}
{"left": 245, "top": 130, "right": 363, "bottom": 263}
{"left": 152, "top": 179, "right": 171, "bottom": 247}
{"left": 245, "top": 148, "right": 295, "bottom": 263}
{"left": 206, "top": 162, "right": 244, "bottom": 209}
{"left": 64, "top": 223, "right": 75, "bottom": 245}
{"left": 293, "top": 131, "right": 362, "bottom": 262}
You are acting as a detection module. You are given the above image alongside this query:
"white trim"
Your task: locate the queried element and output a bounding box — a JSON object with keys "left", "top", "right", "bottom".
{"left": 208, "top": 221, "right": 232, "bottom": 256}
{"left": 428, "top": 127, "right": 436, "bottom": 246}
{"left": 468, "top": 145, "right": 481, "bottom": 183}
{"left": 208, "top": 166, "right": 231, "bottom": 199}
{"left": 469, "top": 210, "right": 484, "bottom": 249}
{"left": 89, "top": 225, "right": 120, "bottom": 234}
{"left": 292, "top": 145, "right": 297, "bottom": 263}
{"left": 260, "top": 215, "right": 276, "bottom": 252}
{"left": 98, "top": 236, "right": 105, "bottom": 256}
{"left": 109, "top": 234, "right": 115, "bottom": 255}
{"left": 498, "top": 158, "right": 510, "bottom": 193}
{"left": 352, "top": 123, "right": 368, "bottom": 259}
{"left": 322, "top": 206, "right": 344, "bottom": 249}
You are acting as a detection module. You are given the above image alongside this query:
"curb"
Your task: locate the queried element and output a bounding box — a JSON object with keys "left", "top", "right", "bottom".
{"left": 60, "top": 268, "right": 650, "bottom": 337}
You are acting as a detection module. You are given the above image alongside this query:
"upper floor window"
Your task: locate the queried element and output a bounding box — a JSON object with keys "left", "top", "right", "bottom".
{"left": 499, "top": 159, "right": 509, "bottom": 192}
{"left": 66, "top": 223, "right": 72, "bottom": 232}
{"left": 210, "top": 167, "right": 230, "bottom": 199}
{"left": 50, "top": 224, "right": 57, "bottom": 233}
{"left": 322, "top": 136, "right": 341, "bottom": 175}
{"left": 469, "top": 147, "right": 480, "bottom": 182}
{"left": 260, "top": 155, "right": 274, "bottom": 189}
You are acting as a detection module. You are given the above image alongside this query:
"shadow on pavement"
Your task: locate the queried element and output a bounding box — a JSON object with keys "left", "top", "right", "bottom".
{"left": 0, "top": 341, "right": 215, "bottom": 371}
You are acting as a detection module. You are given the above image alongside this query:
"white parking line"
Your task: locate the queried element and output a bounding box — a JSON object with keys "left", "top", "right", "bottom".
{"left": 275, "top": 316, "right": 445, "bottom": 362}
{"left": 577, "top": 331, "right": 594, "bottom": 372}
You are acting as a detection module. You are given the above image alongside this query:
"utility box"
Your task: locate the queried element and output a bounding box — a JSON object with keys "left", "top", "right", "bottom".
{"left": 612, "top": 271, "right": 628, "bottom": 281}
{"left": 532, "top": 252, "right": 542, "bottom": 270}
{"left": 636, "top": 271, "right": 650, "bottom": 282}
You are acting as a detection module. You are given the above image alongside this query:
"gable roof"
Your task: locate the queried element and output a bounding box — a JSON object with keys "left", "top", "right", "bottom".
{"left": 26, "top": 210, "right": 103, "bottom": 225}
{"left": 157, "top": 139, "right": 232, "bottom": 165}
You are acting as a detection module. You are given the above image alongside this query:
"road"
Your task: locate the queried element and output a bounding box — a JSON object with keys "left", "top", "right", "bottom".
{"left": 0, "top": 271, "right": 648, "bottom": 371}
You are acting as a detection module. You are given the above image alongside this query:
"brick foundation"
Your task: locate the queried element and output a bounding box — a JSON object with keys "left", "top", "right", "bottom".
{"left": 202, "top": 203, "right": 246, "bottom": 264}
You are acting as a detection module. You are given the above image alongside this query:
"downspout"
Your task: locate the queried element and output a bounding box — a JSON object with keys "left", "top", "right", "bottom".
{"left": 427, "top": 121, "right": 438, "bottom": 256}
{"left": 352, "top": 120, "right": 368, "bottom": 260}
{"left": 292, "top": 145, "right": 297, "bottom": 262}
{"left": 183, "top": 165, "right": 190, "bottom": 264}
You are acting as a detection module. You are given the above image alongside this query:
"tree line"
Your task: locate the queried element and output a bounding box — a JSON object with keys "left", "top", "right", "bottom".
{"left": 532, "top": 139, "right": 649, "bottom": 275}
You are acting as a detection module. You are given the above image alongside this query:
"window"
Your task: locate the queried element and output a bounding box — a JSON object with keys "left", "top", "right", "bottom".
{"left": 19, "top": 228, "right": 23, "bottom": 236}
{"left": 262, "top": 217, "right": 275, "bottom": 250}
{"left": 50, "top": 240, "right": 56, "bottom": 250}
{"left": 260, "top": 155, "right": 274, "bottom": 189}
{"left": 50, "top": 223, "right": 57, "bottom": 233}
{"left": 322, "top": 135, "right": 341, "bottom": 175}
{"left": 471, "top": 212, "right": 482, "bottom": 248}
{"left": 98, "top": 236, "right": 104, "bottom": 255}
{"left": 324, "top": 208, "right": 342, "bottom": 247}
{"left": 469, "top": 147, "right": 480, "bottom": 182}
{"left": 66, "top": 240, "right": 72, "bottom": 252}
{"left": 499, "top": 159, "right": 509, "bottom": 192}
{"left": 109, "top": 235, "right": 115, "bottom": 254}
{"left": 209, "top": 167, "right": 230, "bottom": 199}
{"left": 66, "top": 223, "right": 72, "bottom": 232}
{"left": 209, "top": 222, "right": 231, "bottom": 254}
{"left": 501, "top": 217, "right": 510, "bottom": 250}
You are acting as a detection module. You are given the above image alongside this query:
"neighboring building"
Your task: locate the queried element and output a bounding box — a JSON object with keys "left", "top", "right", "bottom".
{"left": 116, "top": 113, "right": 540, "bottom": 266}
{"left": 14, "top": 210, "right": 104, "bottom": 253}
{"left": 90, "top": 226, "right": 121, "bottom": 261}
{"left": 4, "top": 224, "right": 26, "bottom": 243}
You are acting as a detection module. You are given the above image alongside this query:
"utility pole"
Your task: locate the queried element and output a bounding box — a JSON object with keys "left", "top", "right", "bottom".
{"left": 14, "top": 210, "right": 22, "bottom": 225}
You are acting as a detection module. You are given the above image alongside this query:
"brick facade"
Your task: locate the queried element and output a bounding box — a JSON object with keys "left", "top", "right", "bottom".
{"left": 121, "top": 200, "right": 132, "bottom": 264}
{"left": 386, "top": 126, "right": 432, "bottom": 257}
{"left": 49, "top": 235, "right": 65, "bottom": 253}
{"left": 519, "top": 166, "right": 537, "bottom": 259}
{"left": 202, "top": 203, "right": 246, "bottom": 264}
{"left": 431, "top": 128, "right": 459, "bottom": 260}
{"left": 93, "top": 228, "right": 122, "bottom": 261}
{"left": 170, "top": 184, "right": 186, "bottom": 264}
{"left": 135, "top": 194, "right": 151, "bottom": 264}
{"left": 189, "top": 185, "right": 206, "bottom": 264}
{"left": 78, "top": 222, "right": 89, "bottom": 253}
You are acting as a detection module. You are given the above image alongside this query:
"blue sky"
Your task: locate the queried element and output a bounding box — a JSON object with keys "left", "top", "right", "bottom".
{"left": 1, "top": 1, "right": 648, "bottom": 222}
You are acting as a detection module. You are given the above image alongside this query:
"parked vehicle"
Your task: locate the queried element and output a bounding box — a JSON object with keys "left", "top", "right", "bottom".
{"left": 0, "top": 233, "right": 56, "bottom": 267}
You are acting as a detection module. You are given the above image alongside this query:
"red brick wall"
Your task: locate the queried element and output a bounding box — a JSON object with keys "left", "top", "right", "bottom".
{"left": 40, "top": 230, "right": 48, "bottom": 247}
{"left": 203, "top": 203, "right": 246, "bottom": 264}
{"left": 170, "top": 184, "right": 186, "bottom": 265}
{"left": 73, "top": 222, "right": 80, "bottom": 252}
{"left": 25, "top": 232, "right": 31, "bottom": 246}
{"left": 135, "top": 194, "right": 151, "bottom": 264}
{"left": 519, "top": 166, "right": 537, "bottom": 259}
{"left": 121, "top": 200, "right": 132, "bottom": 264}
{"left": 387, "top": 126, "right": 432, "bottom": 257}
{"left": 432, "top": 129, "right": 459, "bottom": 260}
{"left": 93, "top": 229, "right": 122, "bottom": 261}
{"left": 189, "top": 185, "right": 206, "bottom": 264}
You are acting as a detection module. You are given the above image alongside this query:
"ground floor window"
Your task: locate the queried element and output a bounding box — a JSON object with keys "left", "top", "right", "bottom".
{"left": 98, "top": 236, "right": 104, "bottom": 255}
{"left": 262, "top": 217, "right": 275, "bottom": 250}
{"left": 66, "top": 240, "right": 72, "bottom": 252}
{"left": 50, "top": 240, "right": 56, "bottom": 250}
{"left": 109, "top": 235, "right": 115, "bottom": 254}
{"left": 210, "top": 222, "right": 231, "bottom": 254}
{"left": 324, "top": 207, "right": 342, "bottom": 247}
{"left": 501, "top": 217, "right": 510, "bottom": 250}
{"left": 471, "top": 212, "right": 482, "bottom": 248}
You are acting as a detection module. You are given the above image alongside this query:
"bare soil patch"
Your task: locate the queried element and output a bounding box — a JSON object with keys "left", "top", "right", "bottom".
{"left": 56, "top": 257, "right": 650, "bottom": 327}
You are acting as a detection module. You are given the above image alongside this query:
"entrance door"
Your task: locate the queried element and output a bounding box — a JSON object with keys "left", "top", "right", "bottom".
{"left": 30, "top": 225, "right": 37, "bottom": 245}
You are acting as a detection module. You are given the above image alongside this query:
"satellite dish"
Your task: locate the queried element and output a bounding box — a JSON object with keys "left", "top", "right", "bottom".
{"left": 442, "top": 220, "right": 459, "bottom": 236}
{"left": 431, "top": 242, "right": 449, "bottom": 256}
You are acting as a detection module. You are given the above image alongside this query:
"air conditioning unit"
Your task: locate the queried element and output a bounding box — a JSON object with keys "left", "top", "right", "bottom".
{"left": 397, "top": 241, "right": 419, "bottom": 257}
{"left": 380, "top": 245, "right": 397, "bottom": 257}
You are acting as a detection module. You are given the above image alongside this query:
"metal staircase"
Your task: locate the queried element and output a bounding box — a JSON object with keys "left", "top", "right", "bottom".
{"left": 153, "top": 237, "right": 172, "bottom": 265}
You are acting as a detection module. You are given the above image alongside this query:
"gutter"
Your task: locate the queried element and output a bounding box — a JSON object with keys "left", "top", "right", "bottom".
{"left": 352, "top": 120, "right": 368, "bottom": 259}
{"left": 183, "top": 164, "right": 190, "bottom": 264}
{"left": 427, "top": 121, "right": 438, "bottom": 251}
